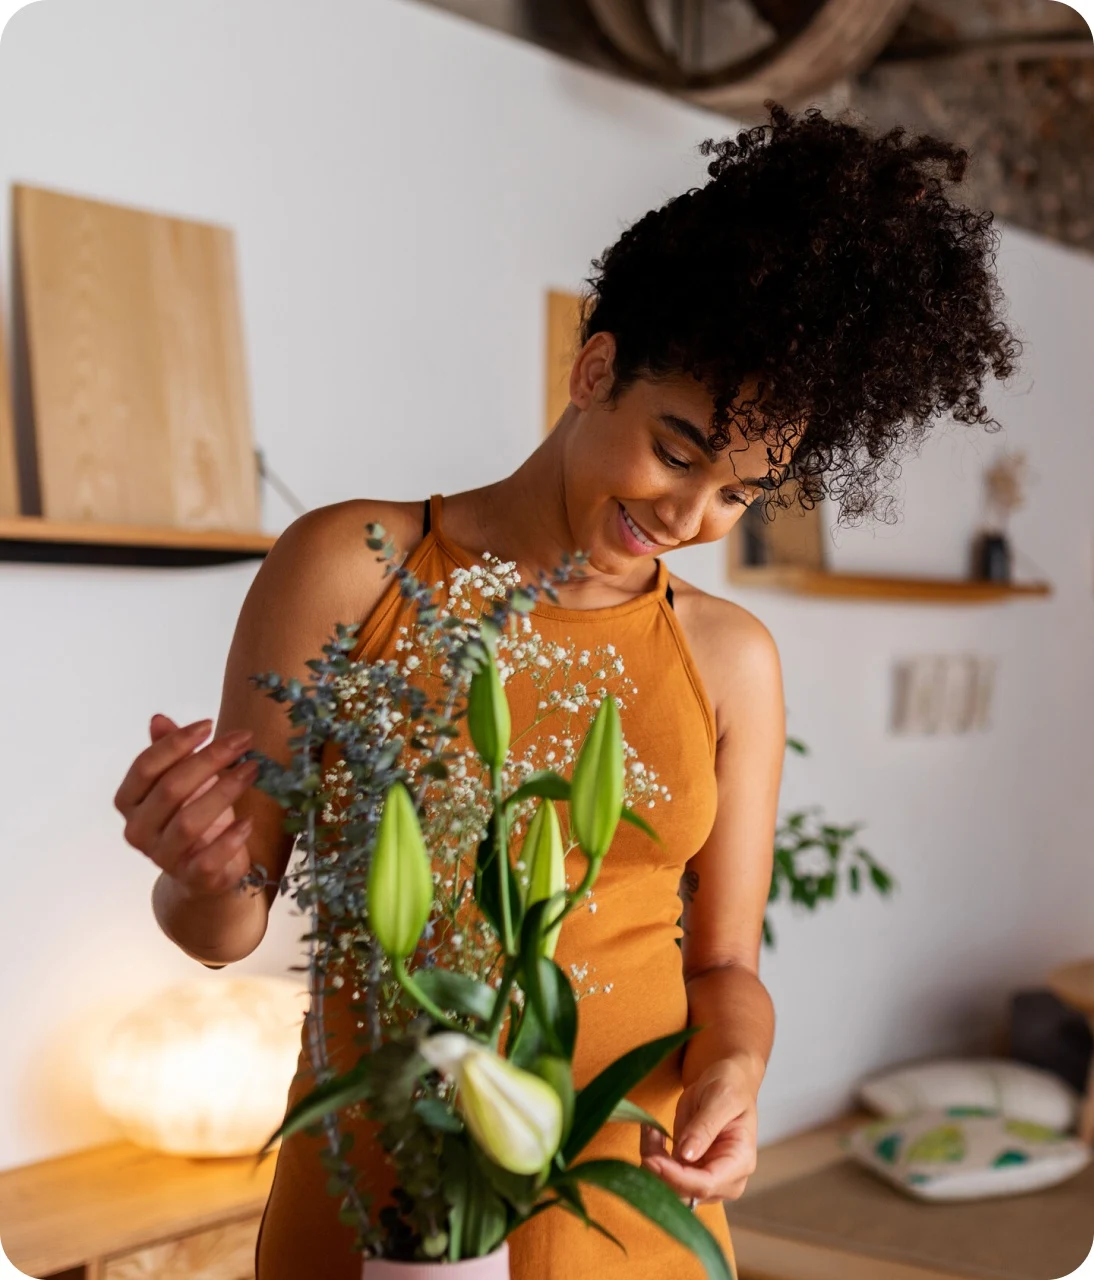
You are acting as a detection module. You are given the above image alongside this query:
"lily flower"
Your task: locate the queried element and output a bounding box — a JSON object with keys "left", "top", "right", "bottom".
{"left": 419, "top": 1033, "right": 563, "bottom": 1174}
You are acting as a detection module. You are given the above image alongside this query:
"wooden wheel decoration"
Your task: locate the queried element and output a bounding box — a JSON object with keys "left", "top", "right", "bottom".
{"left": 581, "top": 0, "right": 913, "bottom": 115}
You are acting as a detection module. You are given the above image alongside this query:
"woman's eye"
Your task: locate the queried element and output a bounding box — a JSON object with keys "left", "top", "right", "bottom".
{"left": 654, "top": 443, "right": 688, "bottom": 470}
{"left": 656, "top": 443, "right": 749, "bottom": 506}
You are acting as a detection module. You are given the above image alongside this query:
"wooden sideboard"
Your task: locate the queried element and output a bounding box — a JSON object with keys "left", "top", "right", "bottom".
{"left": 0, "top": 1140, "right": 277, "bottom": 1279}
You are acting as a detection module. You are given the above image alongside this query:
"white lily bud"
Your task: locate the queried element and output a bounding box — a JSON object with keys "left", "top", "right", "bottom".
{"left": 419, "top": 1033, "right": 562, "bottom": 1175}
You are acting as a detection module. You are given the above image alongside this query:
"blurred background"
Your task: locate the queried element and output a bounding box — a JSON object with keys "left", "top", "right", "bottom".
{"left": 0, "top": 1, "right": 1091, "bottom": 1277}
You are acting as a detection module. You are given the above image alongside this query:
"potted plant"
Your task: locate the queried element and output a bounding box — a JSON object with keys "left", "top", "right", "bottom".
{"left": 244, "top": 526, "right": 734, "bottom": 1279}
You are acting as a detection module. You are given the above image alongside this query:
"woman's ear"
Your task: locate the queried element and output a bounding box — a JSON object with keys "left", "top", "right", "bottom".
{"left": 569, "top": 330, "right": 617, "bottom": 410}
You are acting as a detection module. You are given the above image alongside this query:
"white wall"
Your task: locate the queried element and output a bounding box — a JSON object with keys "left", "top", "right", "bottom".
{"left": 0, "top": 0, "right": 1090, "bottom": 1171}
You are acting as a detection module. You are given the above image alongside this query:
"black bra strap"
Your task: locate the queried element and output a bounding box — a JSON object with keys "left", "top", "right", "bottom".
{"left": 665, "top": 581, "right": 674, "bottom": 609}
{"left": 422, "top": 497, "right": 431, "bottom": 536}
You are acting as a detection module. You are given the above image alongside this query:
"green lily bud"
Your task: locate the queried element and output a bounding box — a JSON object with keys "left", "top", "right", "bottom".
{"left": 569, "top": 695, "right": 623, "bottom": 863}
{"left": 467, "top": 632, "right": 510, "bottom": 773}
{"left": 419, "top": 1033, "right": 563, "bottom": 1174}
{"left": 367, "top": 781, "right": 433, "bottom": 959}
{"left": 523, "top": 799, "right": 565, "bottom": 958}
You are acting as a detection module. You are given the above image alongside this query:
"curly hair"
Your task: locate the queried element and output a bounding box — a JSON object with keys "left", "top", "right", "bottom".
{"left": 580, "top": 104, "right": 1021, "bottom": 524}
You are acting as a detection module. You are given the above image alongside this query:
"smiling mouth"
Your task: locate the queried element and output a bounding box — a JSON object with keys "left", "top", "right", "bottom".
{"left": 619, "top": 502, "right": 672, "bottom": 549}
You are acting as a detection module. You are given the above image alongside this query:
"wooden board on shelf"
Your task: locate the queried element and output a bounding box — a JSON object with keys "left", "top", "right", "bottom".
{"left": 544, "top": 289, "right": 583, "bottom": 436}
{"left": 0, "top": 515, "right": 275, "bottom": 567}
{"left": 0, "top": 289, "right": 18, "bottom": 517}
{"left": 15, "top": 184, "right": 259, "bottom": 532}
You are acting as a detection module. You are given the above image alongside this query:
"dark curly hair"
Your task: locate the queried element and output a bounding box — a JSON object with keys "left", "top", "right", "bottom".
{"left": 580, "top": 104, "right": 1021, "bottom": 524}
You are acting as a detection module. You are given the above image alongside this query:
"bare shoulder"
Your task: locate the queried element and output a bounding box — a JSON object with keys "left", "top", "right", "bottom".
{"left": 259, "top": 496, "right": 425, "bottom": 622}
{"left": 665, "top": 569, "right": 783, "bottom": 742}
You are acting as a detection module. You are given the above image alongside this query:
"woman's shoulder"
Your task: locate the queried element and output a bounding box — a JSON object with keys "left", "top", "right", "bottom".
{"left": 257, "top": 497, "right": 428, "bottom": 628}
{"left": 665, "top": 568, "right": 782, "bottom": 740}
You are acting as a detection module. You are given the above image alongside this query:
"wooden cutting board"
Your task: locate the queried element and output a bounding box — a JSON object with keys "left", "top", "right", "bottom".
{"left": 15, "top": 184, "right": 259, "bottom": 530}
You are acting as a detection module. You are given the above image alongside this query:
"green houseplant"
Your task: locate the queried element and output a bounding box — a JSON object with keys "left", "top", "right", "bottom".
{"left": 764, "top": 736, "right": 895, "bottom": 948}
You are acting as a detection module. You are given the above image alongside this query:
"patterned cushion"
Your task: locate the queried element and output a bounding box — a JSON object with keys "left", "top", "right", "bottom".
{"left": 859, "top": 1058, "right": 1079, "bottom": 1131}
{"left": 844, "top": 1109, "right": 1091, "bottom": 1201}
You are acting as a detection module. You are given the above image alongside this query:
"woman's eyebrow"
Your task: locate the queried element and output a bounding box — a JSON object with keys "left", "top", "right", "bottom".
{"left": 659, "top": 414, "right": 786, "bottom": 487}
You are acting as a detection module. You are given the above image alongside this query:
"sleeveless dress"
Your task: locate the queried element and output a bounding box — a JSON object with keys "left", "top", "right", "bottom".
{"left": 255, "top": 493, "right": 735, "bottom": 1279}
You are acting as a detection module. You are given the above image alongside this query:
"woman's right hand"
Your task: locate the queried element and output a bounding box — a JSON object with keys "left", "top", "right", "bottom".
{"left": 114, "top": 713, "right": 261, "bottom": 899}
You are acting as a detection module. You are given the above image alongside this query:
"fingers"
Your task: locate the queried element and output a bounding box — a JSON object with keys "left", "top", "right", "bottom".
{"left": 116, "top": 722, "right": 257, "bottom": 872}
{"left": 639, "top": 1122, "right": 669, "bottom": 1161}
{"left": 641, "top": 1150, "right": 752, "bottom": 1202}
{"left": 673, "top": 1076, "right": 740, "bottom": 1164}
{"left": 149, "top": 713, "right": 178, "bottom": 743}
{"left": 115, "top": 718, "right": 214, "bottom": 816}
{"left": 148, "top": 753, "right": 259, "bottom": 878}
{"left": 174, "top": 813, "right": 257, "bottom": 897}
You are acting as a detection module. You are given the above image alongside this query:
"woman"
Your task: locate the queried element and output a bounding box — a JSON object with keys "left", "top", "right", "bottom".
{"left": 114, "top": 106, "right": 1018, "bottom": 1278}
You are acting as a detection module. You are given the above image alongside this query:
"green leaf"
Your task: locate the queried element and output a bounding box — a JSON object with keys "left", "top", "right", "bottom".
{"left": 607, "top": 1099, "right": 669, "bottom": 1136}
{"left": 506, "top": 999, "right": 548, "bottom": 1071}
{"left": 523, "top": 952, "right": 577, "bottom": 1060}
{"left": 503, "top": 770, "right": 571, "bottom": 809}
{"left": 413, "top": 1096, "right": 464, "bottom": 1134}
{"left": 869, "top": 864, "right": 895, "bottom": 894}
{"left": 533, "top": 1054, "right": 575, "bottom": 1143}
{"left": 442, "top": 1134, "right": 508, "bottom": 1260}
{"left": 413, "top": 969, "right": 497, "bottom": 1022}
{"left": 849, "top": 865, "right": 861, "bottom": 894}
{"left": 562, "top": 1160, "right": 733, "bottom": 1280}
{"left": 552, "top": 1182, "right": 627, "bottom": 1252}
{"left": 260, "top": 1058, "right": 375, "bottom": 1152}
{"left": 474, "top": 812, "right": 523, "bottom": 941}
{"left": 619, "top": 804, "right": 662, "bottom": 844}
{"left": 563, "top": 1027, "right": 697, "bottom": 1163}
{"left": 786, "top": 737, "right": 809, "bottom": 755}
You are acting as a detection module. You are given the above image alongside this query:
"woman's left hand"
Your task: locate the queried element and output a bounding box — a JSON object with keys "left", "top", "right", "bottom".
{"left": 639, "top": 1057, "right": 759, "bottom": 1204}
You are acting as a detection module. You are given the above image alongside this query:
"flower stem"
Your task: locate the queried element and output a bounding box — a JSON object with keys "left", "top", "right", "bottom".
{"left": 485, "top": 955, "right": 518, "bottom": 1050}
{"left": 392, "top": 958, "right": 465, "bottom": 1033}
{"left": 491, "top": 767, "right": 516, "bottom": 956}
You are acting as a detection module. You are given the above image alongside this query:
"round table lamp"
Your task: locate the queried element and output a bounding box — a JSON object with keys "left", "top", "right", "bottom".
{"left": 91, "top": 975, "right": 308, "bottom": 1158}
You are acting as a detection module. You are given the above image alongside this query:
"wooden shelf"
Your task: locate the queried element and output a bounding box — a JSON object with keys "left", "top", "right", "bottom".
{"left": 727, "top": 565, "right": 1053, "bottom": 603}
{"left": 0, "top": 516, "right": 277, "bottom": 567}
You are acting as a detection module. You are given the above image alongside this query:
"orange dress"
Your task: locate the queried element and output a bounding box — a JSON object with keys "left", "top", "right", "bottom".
{"left": 255, "top": 493, "right": 735, "bottom": 1279}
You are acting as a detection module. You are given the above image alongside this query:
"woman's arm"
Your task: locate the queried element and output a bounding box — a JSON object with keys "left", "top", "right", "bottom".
{"left": 641, "top": 605, "right": 785, "bottom": 1201}
{"left": 142, "top": 500, "right": 406, "bottom": 965}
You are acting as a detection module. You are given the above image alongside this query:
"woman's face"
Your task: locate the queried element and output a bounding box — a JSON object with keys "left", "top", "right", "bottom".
{"left": 565, "top": 331, "right": 795, "bottom": 569}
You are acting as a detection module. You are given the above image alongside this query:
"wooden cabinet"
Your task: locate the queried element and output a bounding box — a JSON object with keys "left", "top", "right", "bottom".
{"left": 0, "top": 1140, "right": 276, "bottom": 1279}
{"left": 94, "top": 1215, "right": 262, "bottom": 1280}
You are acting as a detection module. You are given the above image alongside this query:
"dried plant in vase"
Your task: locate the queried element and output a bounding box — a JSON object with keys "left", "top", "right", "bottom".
{"left": 973, "top": 451, "right": 1030, "bottom": 583}
{"left": 241, "top": 525, "right": 735, "bottom": 1280}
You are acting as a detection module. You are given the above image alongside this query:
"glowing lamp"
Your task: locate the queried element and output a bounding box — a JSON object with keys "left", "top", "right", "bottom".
{"left": 91, "top": 976, "right": 308, "bottom": 1157}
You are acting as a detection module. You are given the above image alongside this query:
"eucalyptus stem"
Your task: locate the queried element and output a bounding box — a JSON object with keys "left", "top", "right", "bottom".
{"left": 300, "top": 713, "right": 372, "bottom": 1239}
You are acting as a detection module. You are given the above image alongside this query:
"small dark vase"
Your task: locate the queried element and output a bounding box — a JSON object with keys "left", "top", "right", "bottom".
{"left": 972, "top": 530, "right": 1012, "bottom": 583}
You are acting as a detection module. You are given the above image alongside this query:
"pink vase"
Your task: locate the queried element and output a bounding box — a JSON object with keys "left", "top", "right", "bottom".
{"left": 363, "top": 1243, "right": 510, "bottom": 1279}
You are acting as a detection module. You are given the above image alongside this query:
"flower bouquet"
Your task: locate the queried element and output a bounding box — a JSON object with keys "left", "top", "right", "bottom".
{"left": 245, "top": 523, "right": 734, "bottom": 1280}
